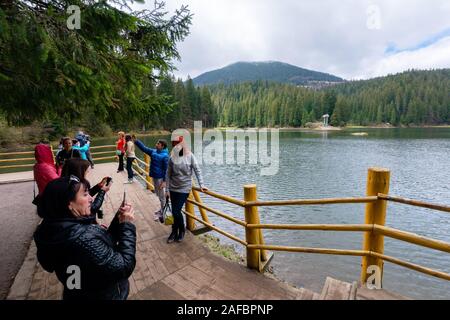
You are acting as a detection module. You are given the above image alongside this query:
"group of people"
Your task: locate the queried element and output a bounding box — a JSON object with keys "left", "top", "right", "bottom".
{"left": 116, "top": 132, "right": 208, "bottom": 243}
{"left": 31, "top": 130, "right": 207, "bottom": 300}
{"left": 54, "top": 132, "right": 94, "bottom": 174}
{"left": 33, "top": 139, "right": 135, "bottom": 300}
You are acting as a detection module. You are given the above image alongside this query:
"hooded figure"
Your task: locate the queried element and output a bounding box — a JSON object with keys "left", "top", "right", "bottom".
{"left": 33, "top": 143, "right": 60, "bottom": 197}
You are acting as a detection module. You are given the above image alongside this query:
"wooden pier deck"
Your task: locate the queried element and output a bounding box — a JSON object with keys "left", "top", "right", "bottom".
{"left": 2, "top": 163, "right": 409, "bottom": 300}
{"left": 4, "top": 163, "right": 312, "bottom": 300}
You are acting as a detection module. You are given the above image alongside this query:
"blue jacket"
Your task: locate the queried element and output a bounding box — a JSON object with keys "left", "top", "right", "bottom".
{"left": 73, "top": 144, "right": 89, "bottom": 160}
{"left": 135, "top": 140, "right": 169, "bottom": 180}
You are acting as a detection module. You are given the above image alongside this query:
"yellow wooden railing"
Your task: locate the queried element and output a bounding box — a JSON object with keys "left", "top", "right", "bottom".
{"left": 4, "top": 146, "right": 448, "bottom": 288}
{"left": 128, "top": 158, "right": 450, "bottom": 285}
{"left": 0, "top": 145, "right": 116, "bottom": 171}
{"left": 176, "top": 167, "right": 450, "bottom": 288}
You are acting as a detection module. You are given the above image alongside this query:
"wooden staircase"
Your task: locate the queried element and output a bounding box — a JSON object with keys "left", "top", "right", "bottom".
{"left": 294, "top": 277, "right": 409, "bottom": 300}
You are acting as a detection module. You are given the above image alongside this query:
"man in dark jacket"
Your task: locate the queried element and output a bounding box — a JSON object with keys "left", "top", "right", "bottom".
{"left": 133, "top": 136, "right": 169, "bottom": 221}
{"left": 55, "top": 137, "right": 81, "bottom": 170}
{"left": 34, "top": 176, "right": 136, "bottom": 300}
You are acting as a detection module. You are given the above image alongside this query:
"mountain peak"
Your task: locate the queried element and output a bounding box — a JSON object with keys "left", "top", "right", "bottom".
{"left": 192, "top": 61, "right": 344, "bottom": 86}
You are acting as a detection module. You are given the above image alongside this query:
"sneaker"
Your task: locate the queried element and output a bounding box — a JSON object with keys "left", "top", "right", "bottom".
{"left": 175, "top": 230, "right": 185, "bottom": 243}
{"left": 167, "top": 231, "right": 177, "bottom": 244}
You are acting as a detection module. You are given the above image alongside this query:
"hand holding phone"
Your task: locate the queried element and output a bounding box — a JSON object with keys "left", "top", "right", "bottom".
{"left": 118, "top": 187, "right": 134, "bottom": 223}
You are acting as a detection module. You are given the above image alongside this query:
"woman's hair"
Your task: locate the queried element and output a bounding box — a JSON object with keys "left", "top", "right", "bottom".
{"left": 37, "top": 176, "right": 90, "bottom": 219}
{"left": 62, "top": 137, "right": 72, "bottom": 145}
{"left": 125, "top": 134, "right": 132, "bottom": 142}
{"left": 158, "top": 139, "right": 168, "bottom": 149}
{"left": 61, "top": 158, "right": 91, "bottom": 180}
{"left": 118, "top": 131, "right": 125, "bottom": 137}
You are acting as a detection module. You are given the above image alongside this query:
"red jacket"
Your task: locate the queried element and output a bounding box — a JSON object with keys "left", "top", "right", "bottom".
{"left": 33, "top": 144, "right": 60, "bottom": 195}
{"left": 116, "top": 138, "right": 125, "bottom": 154}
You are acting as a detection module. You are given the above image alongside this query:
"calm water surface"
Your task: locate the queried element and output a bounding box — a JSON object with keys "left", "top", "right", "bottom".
{"left": 96, "top": 128, "right": 450, "bottom": 299}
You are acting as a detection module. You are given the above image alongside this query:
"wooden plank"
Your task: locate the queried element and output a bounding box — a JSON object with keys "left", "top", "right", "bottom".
{"left": 312, "top": 292, "right": 321, "bottom": 300}
{"left": 296, "top": 288, "right": 316, "bottom": 300}
{"left": 131, "top": 281, "right": 185, "bottom": 300}
{"left": 356, "top": 286, "right": 410, "bottom": 300}
{"left": 191, "top": 226, "right": 213, "bottom": 236}
{"left": 191, "top": 255, "right": 298, "bottom": 299}
{"left": 319, "top": 277, "right": 355, "bottom": 300}
{"left": 161, "top": 273, "right": 202, "bottom": 300}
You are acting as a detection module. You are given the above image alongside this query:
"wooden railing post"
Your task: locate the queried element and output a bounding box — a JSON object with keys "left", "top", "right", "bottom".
{"left": 244, "top": 184, "right": 263, "bottom": 271}
{"left": 144, "top": 154, "right": 154, "bottom": 191}
{"left": 192, "top": 187, "right": 211, "bottom": 224}
{"left": 185, "top": 192, "right": 196, "bottom": 231}
{"left": 361, "top": 167, "right": 390, "bottom": 287}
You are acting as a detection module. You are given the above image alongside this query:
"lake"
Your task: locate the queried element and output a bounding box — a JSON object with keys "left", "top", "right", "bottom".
{"left": 99, "top": 127, "right": 450, "bottom": 299}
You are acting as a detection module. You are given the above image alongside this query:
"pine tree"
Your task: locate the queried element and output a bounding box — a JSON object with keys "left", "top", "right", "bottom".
{"left": 0, "top": 0, "right": 192, "bottom": 132}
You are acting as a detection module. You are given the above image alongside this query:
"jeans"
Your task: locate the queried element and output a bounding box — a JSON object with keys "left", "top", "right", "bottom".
{"left": 86, "top": 150, "right": 94, "bottom": 167}
{"left": 126, "top": 157, "right": 135, "bottom": 179}
{"left": 117, "top": 153, "right": 124, "bottom": 171}
{"left": 153, "top": 178, "right": 166, "bottom": 212}
{"left": 169, "top": 191, "right": 189, "bottom": 235}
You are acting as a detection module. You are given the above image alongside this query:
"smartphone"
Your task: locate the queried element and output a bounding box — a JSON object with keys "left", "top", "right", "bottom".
{"left": 106, "top": 177, "right": 112, "bottom": 186}
{"left": 121, "top": 185, "right": 127, "bottom": 207}
{"left": 115, "top": 186, "right": 127, "bottom": 219}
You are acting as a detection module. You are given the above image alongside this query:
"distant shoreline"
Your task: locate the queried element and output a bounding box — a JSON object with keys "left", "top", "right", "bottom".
{"left": 2, "top": 125, "right": 450, "bottom": 152}
{"left": 214, "top": 124, "right": 450, "bottom": 132}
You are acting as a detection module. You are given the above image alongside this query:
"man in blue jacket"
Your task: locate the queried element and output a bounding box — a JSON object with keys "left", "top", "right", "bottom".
{"left": 133, "top": 136, "right": 169, "bottom": 221}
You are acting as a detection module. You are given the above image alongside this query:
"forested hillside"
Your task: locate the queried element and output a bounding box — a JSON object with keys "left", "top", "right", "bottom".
{"left": 209, "top": 69, "right": 450, "bottom": 127}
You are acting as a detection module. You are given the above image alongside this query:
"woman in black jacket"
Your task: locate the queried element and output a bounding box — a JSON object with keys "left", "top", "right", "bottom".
{"left": 61, "top": 158, "right": 111, "bottom": 219}
{"left": 34, "top": 175, "right": 136, "bottom": 300}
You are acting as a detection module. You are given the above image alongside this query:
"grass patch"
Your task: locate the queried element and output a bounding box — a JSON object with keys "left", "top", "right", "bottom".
{"left": 198, "top": 234, "right": 245, "bottom": 264}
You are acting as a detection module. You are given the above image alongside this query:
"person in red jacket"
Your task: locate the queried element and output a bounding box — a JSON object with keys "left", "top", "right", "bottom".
{"left": 116, "top": 131, "right": 126, "bottom": 173}
{"left": 33, "top": 143, "right": 60, "bottom": 202}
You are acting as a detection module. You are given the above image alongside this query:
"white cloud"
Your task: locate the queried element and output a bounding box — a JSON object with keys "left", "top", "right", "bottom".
{"left": 361, "top": 36, "right": 450, "bottom": 79}
{"left": 132, "top": 0, "right": 450, "bottom": 80}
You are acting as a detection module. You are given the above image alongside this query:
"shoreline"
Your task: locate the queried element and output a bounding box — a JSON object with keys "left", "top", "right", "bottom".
{"left": 2, "top": 125, "right": 450, "bottom": 152}
{"left": 198, "top": 234, "right": 306, "bottom": 292}
{"left": 216, "top": 124, "right": 450, "bottom": 131}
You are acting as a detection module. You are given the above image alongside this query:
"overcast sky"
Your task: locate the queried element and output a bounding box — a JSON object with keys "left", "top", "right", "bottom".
{"left": 133, "top": 0, "right": 450, "bottom": 80}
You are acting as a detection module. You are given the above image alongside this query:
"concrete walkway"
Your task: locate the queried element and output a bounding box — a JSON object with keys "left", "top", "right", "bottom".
{"left": 0, "top": 180, "right": 40, "bottom": 299}
{"left": 0, "top": 170, "right": 33, "bottom": 184}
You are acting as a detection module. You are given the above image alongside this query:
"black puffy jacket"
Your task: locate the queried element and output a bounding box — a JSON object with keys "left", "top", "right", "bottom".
{"left": 34, "top": 214, "right": 136, "bottom": 300}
